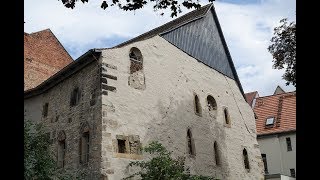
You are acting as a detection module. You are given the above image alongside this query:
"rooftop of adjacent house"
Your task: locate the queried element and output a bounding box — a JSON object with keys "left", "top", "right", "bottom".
{"left": 254, "top": 90, "right": 296, "bottom": 136}
{"left": 24, "top": 29, "right": 73, "bottom": 68}
{"left": 244, "top": 91, "right": 258, "bottom": 107}
{"left": 24, "top": 28, "right": 74, "bottom": 90}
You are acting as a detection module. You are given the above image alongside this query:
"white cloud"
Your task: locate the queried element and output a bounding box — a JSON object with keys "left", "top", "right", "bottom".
{"left": 24, "top": 0, "right": 296, "bottom": 96}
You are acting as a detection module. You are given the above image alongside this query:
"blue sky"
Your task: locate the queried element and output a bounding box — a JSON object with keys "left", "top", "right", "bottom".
{"left": 24, "top": 0, "right": 296, "bottom": 96}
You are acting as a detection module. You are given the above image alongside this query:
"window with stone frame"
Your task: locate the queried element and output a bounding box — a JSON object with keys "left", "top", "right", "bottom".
{"left": 116, "top": 135, "right": 142, "bottom": 155}
{"left": 129, "top": 47, "right": 143, "bottom": 74}
{"left": 117, "top": 139, "right": 126, "bottom": 153}
{"left": 243, "top": 148, "right": 250, "bottom": 170}
{"left": 70, "top": 87, "right": 81, "bottom": 106}
{"left": 187, "top": 129, "right": 196, "bottom": 156}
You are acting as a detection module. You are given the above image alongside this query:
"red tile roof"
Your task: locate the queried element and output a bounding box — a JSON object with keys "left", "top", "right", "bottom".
{"left": 254, "top": 91, "right": 296, "bottom": 135}
{"left": 24, "top": 29, "right": 73, "bottom": 91}
{"left": 244, "top": 91, "right": 258, "bottom": 107}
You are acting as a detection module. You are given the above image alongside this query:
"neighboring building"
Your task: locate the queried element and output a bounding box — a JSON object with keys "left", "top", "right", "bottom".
{"left": 24, "top": 29, "right": 73, "bottom": 91}
{"left": 245, "top": 87, "right": 296, "bottom": 180}
{"left": 24, "top": 4, "right": 264, "bottom": 179}
{"left": 245, "top": 91, "right": 259, "bottom": 108}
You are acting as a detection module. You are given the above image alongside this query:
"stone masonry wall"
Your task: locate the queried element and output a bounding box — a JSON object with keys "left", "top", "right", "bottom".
{"left": 100, "top": 35, "right": 264, "bottom": 180}
{"left": 24, "top": 60, "right": 102, "bottom": 179}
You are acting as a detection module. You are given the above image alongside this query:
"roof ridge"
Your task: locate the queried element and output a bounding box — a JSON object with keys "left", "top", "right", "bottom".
{"left": 256, "top": 91, "right": 296, "bottom": 99}
{"left": 28, "top": 28, "right": 51, "bottom": 35}
{"left": 113, "top": 3, "right": 213, "bottom": 48}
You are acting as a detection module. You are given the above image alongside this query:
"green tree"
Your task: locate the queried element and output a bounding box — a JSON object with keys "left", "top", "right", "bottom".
{"left": 268, "top": 18, "right": 296, "bottom": 87}
{"left": 59, "top": 0, "right": 215, "bottom": 17}
{"left": 24, "top": 119, "right": 56, "bottom": 179}
{"left": 124, "top": 141, "right": 216, "bottom": 180}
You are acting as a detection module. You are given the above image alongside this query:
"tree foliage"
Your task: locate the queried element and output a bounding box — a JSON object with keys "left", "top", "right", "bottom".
{"left": 24, "top": 119, "right": 56, "bottom": 179}
{"left": 59, "top": 0, "right": 215, "bottom": 17}
{"left": 268, "top": 18, "right": 296, "bottom": 87}
{"left": 124, "top": 141, "right": 217, "bottom": 180}
{"left": 24, "top": 119, "right": 85, "bottom": 180}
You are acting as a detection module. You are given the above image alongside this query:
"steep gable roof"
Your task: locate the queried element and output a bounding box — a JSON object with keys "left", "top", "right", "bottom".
{"left": 115, "top": 3, "right": 212, "bottom": 48}
{"left": 254, "top": 91, "right": 296, "bottom": 136}
{"left": 273, "top": 85, "right": 285, "bottom": 95}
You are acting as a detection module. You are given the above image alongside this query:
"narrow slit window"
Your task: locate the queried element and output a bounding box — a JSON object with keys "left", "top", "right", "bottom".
{"left": 70, "top": 87, "right": 81, "bottom": 106}
{"left": 286, "top": 137, "right": 292, "bottom": 151}
{"left": 187, "top": 129, "right": 195, "bottom": 156}
{"left": 43, "top": 103, "right": 49, "bottom": 117}
{"left": 243, "top": 148, "right": 250, "bottom": 170}
{"left": 224, "top": 108, "right": 230, "bottom": 125}
{"left": 214, "top": 141, "right": 220, "bottom": 166}
{"left": 118, "top": 139, "right": 126, "bottom": 153}
{"left": 194, "top": 95, "right": 201, "bottom": 116}
{"left": 80, "top": 132, "right": 90, "bottom": 164}
{"left": 58, "top": 140, "right": 66, "bottom": 168}
{"left": 261, "top": 154, "right": 268, "bottom": 174}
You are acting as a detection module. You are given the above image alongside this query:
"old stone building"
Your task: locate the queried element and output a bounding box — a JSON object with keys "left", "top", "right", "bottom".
{"left": 24, "top": 29, "right": 73, "bottom": 91}
{"left": 24, "top": 3, "right": 264, "bottom": 180}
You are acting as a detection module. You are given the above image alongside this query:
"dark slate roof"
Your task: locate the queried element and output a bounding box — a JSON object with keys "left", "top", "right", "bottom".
{"left": 115, "top": 3, "right": 213, "bottom": 48}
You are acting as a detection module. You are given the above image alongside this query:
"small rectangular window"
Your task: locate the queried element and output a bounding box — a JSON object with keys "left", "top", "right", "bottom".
{"left": 290, "top": 168, "right": 295, "bottom": 177}
{"left": 265, "top": 117, "right": 274, "bottom": 126}
{"left": 118, "top": 139, "right": 126, "bottom": 153}
{"left": 286, "top": 137, "right": 292, "bottom": 151}
{"left": 43, "top": 103, "right": 49, "bottom": 117}
{"left": 261, "top": 154, "right": 268, "bottom": 174}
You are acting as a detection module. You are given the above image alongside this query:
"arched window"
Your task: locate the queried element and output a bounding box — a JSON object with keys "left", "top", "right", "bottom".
{"left": 243, "top": 148, "right": 250, "bottom": 170}
{"left": 224, "top": 108, "right": 230, "bottom": 126}
{"left": 129, "top": 47, "right": 143, "bottom": 74}
{"left": 57, "top": 131, "right": 66, "bottom": 168}
{"left": 194, "top": 95, "right": 202, "bottom": 116}
{"left": 80, "top": 122, "right": 90, "bottom": 164}
{"left": 214, "top": 141, "right": 220, "bottom": 166}
{"left": 207, "top": 95, "right": 217, "bottom": 118}
{"left": 187, "top": 129, "right": 195, "bottom": 156}
{"left": 207, "top": 95, "right": 217, "bottom": 111}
